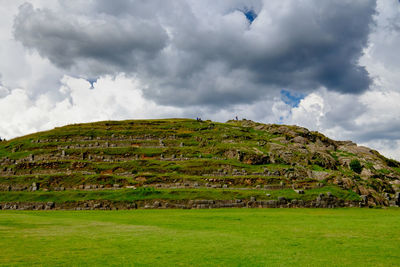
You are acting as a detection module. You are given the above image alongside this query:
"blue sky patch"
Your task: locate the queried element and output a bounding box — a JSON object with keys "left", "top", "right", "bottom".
{"left": 241, "top": 9, "right": 257, "bottom": 24}
{"left": 86, "top": 78, "right": 98, "bottom": 89}
{"left": 280, "top": 90, "right": 304, "bottom": 108}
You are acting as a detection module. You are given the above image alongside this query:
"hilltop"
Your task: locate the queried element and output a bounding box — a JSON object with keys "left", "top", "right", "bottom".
{"left": 0, "top": 118, "right": 399, "bottom": 210}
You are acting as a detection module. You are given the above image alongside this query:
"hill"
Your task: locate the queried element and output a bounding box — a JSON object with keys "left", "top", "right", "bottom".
{"left": 0, "top": 118, "right": 399, "bottom": 209}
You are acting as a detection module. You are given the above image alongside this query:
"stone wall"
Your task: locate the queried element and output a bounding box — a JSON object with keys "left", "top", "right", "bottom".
{"left": 0, "top": 195, "right": 366, "bottom": 211}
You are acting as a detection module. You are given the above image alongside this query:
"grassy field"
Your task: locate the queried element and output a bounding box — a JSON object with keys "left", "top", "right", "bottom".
{"left": 0, "top": 209, "right": 399, "bottom": 266}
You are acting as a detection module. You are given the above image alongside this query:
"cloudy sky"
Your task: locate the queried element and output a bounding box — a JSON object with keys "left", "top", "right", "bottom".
{"left": 1, "top": 0, "right": 400, "bottom": 159}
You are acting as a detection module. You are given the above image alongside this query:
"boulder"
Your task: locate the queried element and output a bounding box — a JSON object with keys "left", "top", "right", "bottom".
{"left": 293, "top": 136, "right": 308, "bottom": 144}
{"left": 46, "top": 202, "right": 55, "bottom": 209}
{"left": 278, "top": 197, "right": 287, "bottom": 204}
{"left": 311, "top": 171, "right": 330, "bottom": 181}
{"left": 360, "top": 168, "right": 373, "bottom": 180}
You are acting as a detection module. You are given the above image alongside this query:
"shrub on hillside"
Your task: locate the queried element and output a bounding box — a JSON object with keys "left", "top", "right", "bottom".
{"left": 350, "top": 159, "right": 362, "bottom": 174}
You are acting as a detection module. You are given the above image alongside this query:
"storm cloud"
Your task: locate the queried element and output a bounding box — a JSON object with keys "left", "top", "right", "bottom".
{"left": 14, "top": 2, "right": 169, "bottom": 73}
{"left": 13, "top": 0, "right": 376, "bottom": 106}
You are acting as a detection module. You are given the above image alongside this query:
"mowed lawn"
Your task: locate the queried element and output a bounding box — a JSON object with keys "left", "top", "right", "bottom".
{"left": 0, "top": 209, "right": 399, "bottom": 266}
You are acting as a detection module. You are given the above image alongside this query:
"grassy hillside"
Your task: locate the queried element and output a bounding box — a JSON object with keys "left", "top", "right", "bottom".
{"left": 0, "top": 118, "right": 399, "bottom": 208}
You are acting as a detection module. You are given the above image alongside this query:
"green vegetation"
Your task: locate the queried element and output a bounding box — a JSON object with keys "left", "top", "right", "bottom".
{"left": 350, "top": 159, "right": 362, "bottom": 174}
{"left": 311, "top": 164, "right": 331, "bottom": 172}
{"left": 377, "top": 168, "right": 391, "bottom": 175}
{"left": 0, "top": 186, "right": 360, "bottom": 203}
{"left": 393, "top": 167, "right": 400, "bottom": 175}
{"left": 0, "top": 209, "right": 399, "bottom": 266}
{"left": 337, "top": 149, "right": 356, "bottom": 157}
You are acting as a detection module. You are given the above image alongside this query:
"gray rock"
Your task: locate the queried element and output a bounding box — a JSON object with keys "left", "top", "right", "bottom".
{"left": 265, "top": 200, "right": 278, "bottom": 207}
{"left": 194, "top": 200, "right": 210, "bottom": 205}
{"left": 395, "top": 192, "right": 400, "bottom": 205}
{"left": 278, "top": 197, "right": 287, "bottom": 204}
{"left": 293, "top": 136, "right": 307, "bottom": 144}
{"left": 360, "top": 195, "right": 368, "bottom": 207}
{"left": 46, "top": 202, "right": 55, "bottom": 209}
{"left": 159, "top": 139, "right": 165, "bottom": 147}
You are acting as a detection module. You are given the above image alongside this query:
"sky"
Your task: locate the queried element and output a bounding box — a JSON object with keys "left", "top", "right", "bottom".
{"left": 1, "top": 0, "right": 400, "bottom": 160}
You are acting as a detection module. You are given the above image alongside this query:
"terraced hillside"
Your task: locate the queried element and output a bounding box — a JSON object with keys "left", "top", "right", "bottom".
{"left": 0, "top": 118, "right": 399, "bottom": 209}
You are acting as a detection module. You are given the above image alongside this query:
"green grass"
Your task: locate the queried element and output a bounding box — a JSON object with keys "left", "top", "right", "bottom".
{"left": 311, "top": 164, "right": 331, "bottom": 172}
{"left": 0, "top": 186, "right": 360, "bottom": 203}
{"left": 393, "top": 167, "right": 400, "bottom": 175}
{"left": 336, "top": 149, "right": 357, "bottom": 157}
{"left": 0, "top": 209, "right": 399, "bottom": 266}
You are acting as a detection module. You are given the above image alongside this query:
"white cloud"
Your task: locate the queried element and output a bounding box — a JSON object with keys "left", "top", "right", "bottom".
{"left": 0, "top": 75, "right": 183, "bottom": 139}
{"left": 280, "top": 88, "right": 400, "bottom": 160}
{"left": 289, "top": 93, "right": 325, "bottom": 130}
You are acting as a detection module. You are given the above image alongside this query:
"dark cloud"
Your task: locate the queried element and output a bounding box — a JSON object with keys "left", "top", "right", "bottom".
{"left": 356, "top": 122, "right": 400, "bottom": 142}
{"left": 13, "top": 0, "right": 376, "bottom": 107}
{"left": 14, "top": 3, "right": 169, "bottom": 73}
